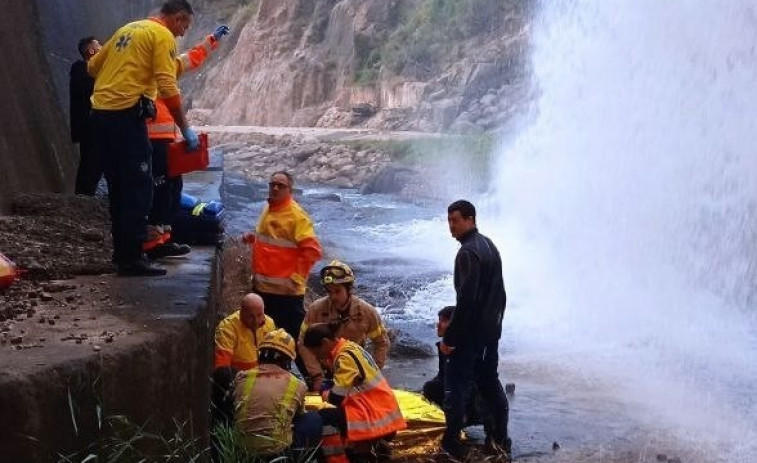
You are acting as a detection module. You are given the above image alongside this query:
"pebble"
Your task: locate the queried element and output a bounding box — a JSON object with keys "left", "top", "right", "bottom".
{"left": 48, "top": 320, "right": 55, "bottom": 326}
{"left": 9, "top": 336, "right": 23, "bottom": 345}
{"left": 93, "top": 345, "right": 101, "bottom": 352}
{"left": 40, "top": 292, "right": 54, "bottom": 302}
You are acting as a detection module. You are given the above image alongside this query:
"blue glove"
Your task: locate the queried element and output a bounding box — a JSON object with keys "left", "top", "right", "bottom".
{"left": 181, "top": 127, "right": 199, "bottom": 151}
{"left": 213, "top": 25, "right": 230, "bottom": 40}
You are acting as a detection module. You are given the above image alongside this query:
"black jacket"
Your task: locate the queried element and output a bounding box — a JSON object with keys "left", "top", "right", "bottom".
{"left": 443, "top": 228, "right": 507, "bottom": 347}
{"left": 69, "top": 60, "right": 94, "bottom": 143}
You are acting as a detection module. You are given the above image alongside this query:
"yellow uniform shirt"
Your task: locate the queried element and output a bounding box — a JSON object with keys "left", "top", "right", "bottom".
{"left": 88, "top": 18, "right": 180, "bottom": 110}
{"left": 214, "top": 311, "right": 276, "bottom": 370}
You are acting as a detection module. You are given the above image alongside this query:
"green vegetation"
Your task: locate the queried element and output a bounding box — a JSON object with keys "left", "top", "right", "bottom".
{"left": 353, "top": 0, "right": 526, "bottom": 83}
{"left": 343, "top": 134, "right": 498, "bottom": 183}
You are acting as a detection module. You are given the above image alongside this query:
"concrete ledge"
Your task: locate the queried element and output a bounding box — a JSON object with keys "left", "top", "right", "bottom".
{"left": 0, "top": 249, "right": 219, "bottom": 462}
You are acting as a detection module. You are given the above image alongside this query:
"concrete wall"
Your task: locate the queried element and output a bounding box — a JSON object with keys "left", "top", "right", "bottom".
{"left": 0, "top": 0, "right": 160, "bottom": 213}
{"left": 0, "top": 248, "right": 219, "bottom": 462}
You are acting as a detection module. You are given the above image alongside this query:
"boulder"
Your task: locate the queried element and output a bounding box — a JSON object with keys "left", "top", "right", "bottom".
{"left": 360, "top": 166, "right": 417, "bottom": 194}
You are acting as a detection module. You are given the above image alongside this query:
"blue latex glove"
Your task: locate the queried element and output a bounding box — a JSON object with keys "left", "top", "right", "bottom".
{"left": 181, "top": 127, "right": 199, "bottom": 151}
{"left": 213, "top": 25, "right": 230, "bottom": 40}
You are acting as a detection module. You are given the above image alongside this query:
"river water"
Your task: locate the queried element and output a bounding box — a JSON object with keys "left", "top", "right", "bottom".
{"left": 220, "top": 1, "right": 757, "bottom": 461}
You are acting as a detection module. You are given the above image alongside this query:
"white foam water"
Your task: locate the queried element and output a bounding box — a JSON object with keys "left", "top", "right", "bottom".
{"left": 486, "top": 1, "right": 757, "bottom": 460}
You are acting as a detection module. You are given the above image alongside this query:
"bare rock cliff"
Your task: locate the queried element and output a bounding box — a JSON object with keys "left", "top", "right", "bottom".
{"left": 191, "top": 0, "right": 532, "bottom": 133}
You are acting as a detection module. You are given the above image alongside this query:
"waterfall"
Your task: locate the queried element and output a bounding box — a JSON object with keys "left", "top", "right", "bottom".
{"left": 489, "top": 1, "right": 757, "bottom": 459}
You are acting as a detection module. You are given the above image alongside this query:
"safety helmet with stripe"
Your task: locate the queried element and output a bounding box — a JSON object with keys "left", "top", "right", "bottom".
{"left": 320, "top": 260, "right": 355, "bottom": 286}
{"left": 259, "top": 328, "right": 297, "bottom": 361}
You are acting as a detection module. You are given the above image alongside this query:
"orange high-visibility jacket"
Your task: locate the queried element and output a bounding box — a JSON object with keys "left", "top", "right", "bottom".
{"left": 148, "top": 34, "right": 219, "bottom": 141}
{"left": 329, "top": 339, "right": 406, "bottom": 442}
{"left": 251, "top": 198, "right": 322, "bottom": 296}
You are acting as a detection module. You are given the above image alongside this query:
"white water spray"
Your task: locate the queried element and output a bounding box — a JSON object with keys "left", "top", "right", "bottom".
{"left": 490, "top": 1, "right": 757, "bottom": 460}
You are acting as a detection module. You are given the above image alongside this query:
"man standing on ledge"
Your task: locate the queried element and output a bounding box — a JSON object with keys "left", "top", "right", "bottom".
{"left": 243, "top": 171, "right": 322, "bottom": 375}
{"left": 88, "top": 0, "right": 199, "bottom": 277}
{"left": 441, "top": 199, "right": 510, "bottom": 460}
{"left": 70, "top": 36, "right": 101, "bottom": 196}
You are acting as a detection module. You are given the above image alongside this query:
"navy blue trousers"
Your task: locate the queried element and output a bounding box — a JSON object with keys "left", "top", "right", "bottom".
{"left": 91, "top": 107, "right": 153, "bottom": 265}
{"left": 442, "top": 340, "right": 509, "bottom": 451}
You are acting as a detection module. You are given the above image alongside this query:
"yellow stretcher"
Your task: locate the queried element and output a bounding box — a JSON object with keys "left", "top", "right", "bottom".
{"left": 305, "top": 389, "right": 446, "bottom": 459}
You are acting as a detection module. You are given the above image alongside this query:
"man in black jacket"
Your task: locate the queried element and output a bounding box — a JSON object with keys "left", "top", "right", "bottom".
{"left": 440, "top": 199, "right": 510, "bottom": 460}
{"left": 69, "top": 36, "right": 101, "bottom": 195}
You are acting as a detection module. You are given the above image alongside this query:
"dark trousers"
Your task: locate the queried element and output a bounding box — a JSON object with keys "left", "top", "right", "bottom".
{"left": 148, "top": 139, "right": 184, "bottom": 228}
{"left": 442, "top": 340, "right": 509, "bottom": 451}
{"left": 91, "top": 108, "right": 153, "bottom": 265}
{"left": 257, "top": 292, "right": 308, "bottom": 377}
{"left": 74, "top": 131, "right": 102, "bottom": 196}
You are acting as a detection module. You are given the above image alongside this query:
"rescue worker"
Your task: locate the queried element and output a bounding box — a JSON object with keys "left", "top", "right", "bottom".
{"left": 70, "top": 36, "right": 102, "bottom": 196}
{"left": 303, "top": 323, "right": 406, "bottom": 462}
{"left": 298, "top": 260, "right": 390, "bottom": 391}
{"left": 144, "top": 25, "right": 230, "bottom": 259}
{"left": 441, "top": 200, "right": 510, "bottom": 459}
{"left": 88, "top": 0, "right": 199, "bottom": 276}
{"left": 214, "top": 293, "right": 276, "bottom": 372}
{"left": 212, "top": 293, "right": 276, "bottom": 431}
{"left": 231, "top": 329, "right": 322, "bottom": 456}
{"left": 241, "top": 171, "right": 322, "bottom": 375}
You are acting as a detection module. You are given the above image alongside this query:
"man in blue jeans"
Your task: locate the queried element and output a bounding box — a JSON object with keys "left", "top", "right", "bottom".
{"left": 441, "top": 200, "right": 510, "bottom": 460}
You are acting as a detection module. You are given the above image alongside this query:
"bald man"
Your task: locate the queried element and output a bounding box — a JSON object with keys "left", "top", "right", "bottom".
{"left": 214, "top": 293, "right": 277, "bottom": 371}
{"left": 212, "top": 293, "right": 277, "bottom": 429}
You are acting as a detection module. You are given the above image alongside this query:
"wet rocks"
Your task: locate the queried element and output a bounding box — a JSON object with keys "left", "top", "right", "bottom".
{"left": 223, "top": 135, "right": 391, "bottom": 188}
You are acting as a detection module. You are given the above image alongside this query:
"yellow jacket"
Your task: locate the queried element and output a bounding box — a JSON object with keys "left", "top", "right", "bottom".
{"left": 299, "top": 295, "right": 390, "bottom": 378}
{"left": 251, "top": 198, "right": 322, "bottom": 296}
{"left": 88, "top": 18, "right": 180, "bottom": 110}
{"left": 214, "top": 311, "right": 276, "bottom": 370}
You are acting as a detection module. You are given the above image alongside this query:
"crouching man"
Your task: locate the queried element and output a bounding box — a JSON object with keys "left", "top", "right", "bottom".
{"left": 232, "top": 329, "right": 322, "bottom": 456}
{"left": 303, "top": 323, "right": 406, "bottom": 462}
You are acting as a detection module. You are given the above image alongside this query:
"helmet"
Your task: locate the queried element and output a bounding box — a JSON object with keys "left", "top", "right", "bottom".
{"left": 259, "top": 329, "right": 297, "bottom": 361}
{"left": 320, "top": 260, "right": 355, "bottom": 286}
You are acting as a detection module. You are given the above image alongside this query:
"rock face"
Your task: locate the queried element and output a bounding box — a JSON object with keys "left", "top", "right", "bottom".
{"left": 191, "top": 0, "right": 532, "bottom": 134}
{"left": 220, "top": 133, "right": 392, "bottom": 189}
{"left": 194, "top": 0, "right": 397, "bottom": 127}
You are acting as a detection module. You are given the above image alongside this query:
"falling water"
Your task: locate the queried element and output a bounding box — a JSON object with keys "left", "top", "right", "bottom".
{"left": 486, "top": 1, "right": 757, "bottom": 460}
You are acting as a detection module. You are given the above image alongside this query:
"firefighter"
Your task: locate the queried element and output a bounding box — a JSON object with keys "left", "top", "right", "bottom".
{"left": 303, "top": 323, "right": 406, "bottom": 462}
{"left": 298, "top": 260, "right": 390, "bottom": 391}
{"left": 211, "top": 293, "right": 276, "bottom": 429}
{"left": 241, "top": 171, "right": 322, "bottom": 376}
{"left": 231, "top": 329, "right": 322, "bottom": 456}
{"left": 144, "top": 25, "right": 230, "bottom": 258}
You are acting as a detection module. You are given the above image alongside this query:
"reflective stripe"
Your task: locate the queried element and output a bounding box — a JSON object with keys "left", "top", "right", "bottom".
{"left": 331, "top": 385, "right": 349, "bottom": 396}
{"left": 240, "top": 369, "right": 259, "bottom": 418}
{"left": 352, "top": 374, "right": 383, "bottom": 394}
{"left": 147, "top": 121, "right": 176, "bottom": 133}
{"left": 277, "top": 376, "right": 300, "bottom": 424}
{"left": 256, "top": 233, "right": 298, "bottom": 249}
{"left": 191, "top": 203, "right": 208, "bottom": 216}
{"left": 254, "top": 274, "right": 293, "bottom": 286}
{"left": 347, "top": 408, "right": 405, "bottom": 431}
{"left": 199, "top": 42, "right": 212, "bottom": 56}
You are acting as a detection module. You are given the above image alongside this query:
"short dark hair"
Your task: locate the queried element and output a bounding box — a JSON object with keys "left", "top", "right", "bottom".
{"left": 271, "top": 171, "right": 294, "bottom": 187}
{"left": 303, "top": 323, "right": 336, "bottom": 348}
{"left": 438, "top": 306, "right": 455, "bottom": 320}
{"left": 448, "top": 200, "right": 476, "bottom": 220}
{"left": 259, "top": 348, "right": 291, "bottom": 369}
{"left": 77, "top": 36, "right": 97, "bottom": 59}
{"left": 160, "top": 0, "right": 194, "bottom": 15}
